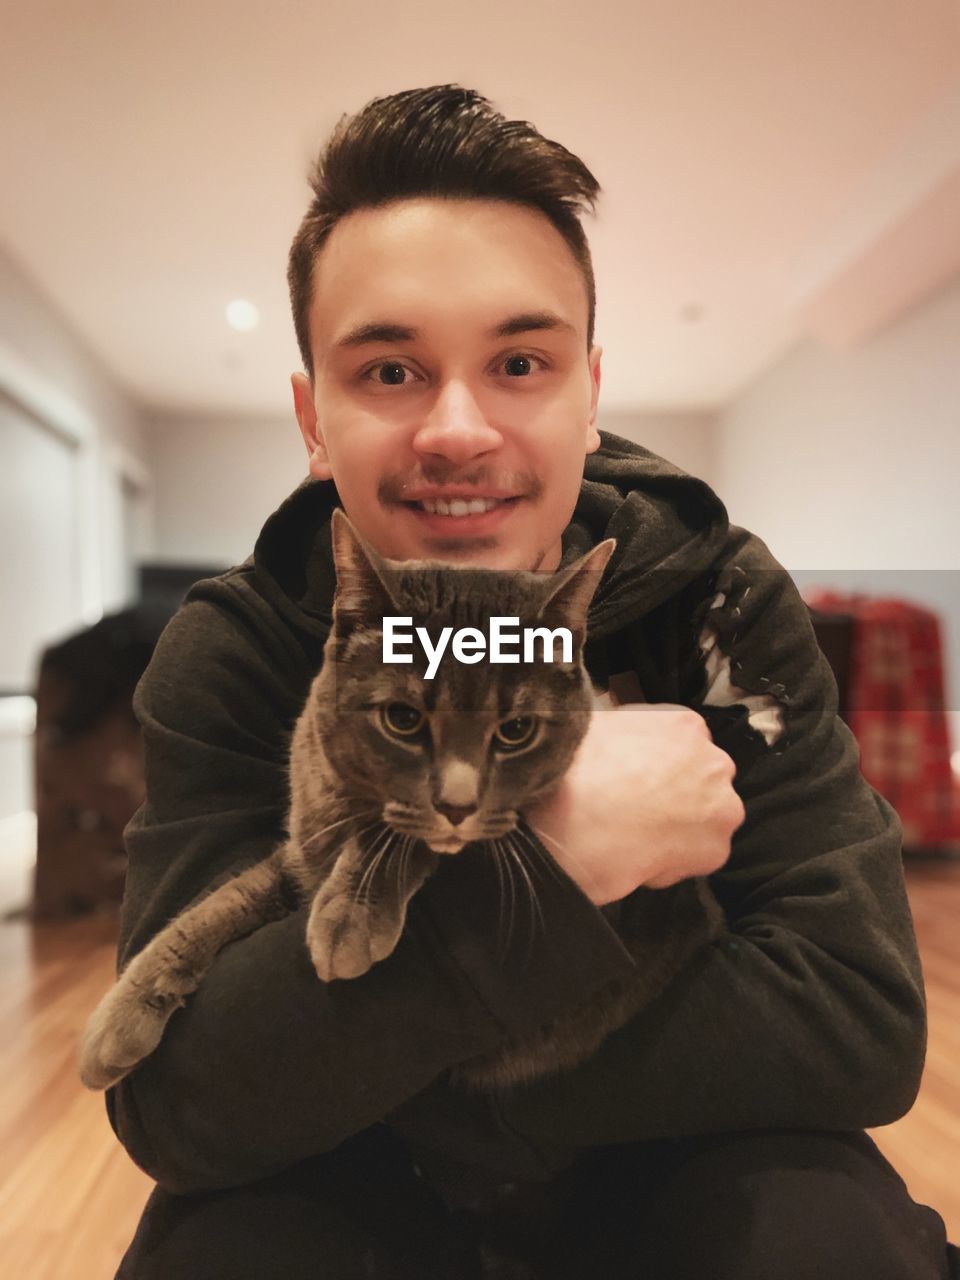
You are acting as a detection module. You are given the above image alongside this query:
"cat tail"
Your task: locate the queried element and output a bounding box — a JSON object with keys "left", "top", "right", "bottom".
{"left": 77, "top": 846, "right": 292, "bottom": 1091}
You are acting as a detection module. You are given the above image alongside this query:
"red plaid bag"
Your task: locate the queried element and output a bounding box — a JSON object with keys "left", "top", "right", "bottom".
{"left": 804, "top": 589, "right": 960, "bottom": 847}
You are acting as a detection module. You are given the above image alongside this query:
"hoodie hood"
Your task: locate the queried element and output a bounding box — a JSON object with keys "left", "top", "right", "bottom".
{"left": 560, "top": 431, "right": 730, "bottom": 638}
{"left": 250, "top": 429, "right": 730, "bottom": 641}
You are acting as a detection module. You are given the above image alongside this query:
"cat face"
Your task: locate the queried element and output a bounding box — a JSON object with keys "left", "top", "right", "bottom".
{"left": 311, "top": 509, "right": 614, "bottom": 854}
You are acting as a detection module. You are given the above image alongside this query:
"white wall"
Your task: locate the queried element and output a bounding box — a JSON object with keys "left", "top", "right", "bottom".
{"left": 0, "top": 245, "right": 152, "bottom": 826}
{"left": 0, "top": 247, "right": 146, "bottom": 459}
{"left": 0, "top": 245, "right": 153, "bottom": 621}
{"left": 715, "top": 272, "right": 960, "bottom": 738}
{"left": 145, "top": 411, "right": 308, "bottom": 566}
{"left": 598, "top": 409, "right": 719, "bottom": 492}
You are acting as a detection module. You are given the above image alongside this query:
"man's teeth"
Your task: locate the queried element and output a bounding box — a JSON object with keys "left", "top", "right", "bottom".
{"left": 417, "top": 497, "right": 507, "bottom": 516}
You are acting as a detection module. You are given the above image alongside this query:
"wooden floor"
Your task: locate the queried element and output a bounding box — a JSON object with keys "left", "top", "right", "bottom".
{"left": 0, "top": 862, "right": 957, "bottom": 1279}
{"left": 870, "top": 862, "right": 960, "bottom": 1236}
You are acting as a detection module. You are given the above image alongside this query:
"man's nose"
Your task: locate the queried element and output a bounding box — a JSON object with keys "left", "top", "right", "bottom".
{"left": 412, "top": 379, "right": 504, "bottom": 462}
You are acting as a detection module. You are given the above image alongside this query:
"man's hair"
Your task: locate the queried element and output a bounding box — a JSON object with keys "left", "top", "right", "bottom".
{"left": 287, "top": 85, "right": 601, "bottom": 379}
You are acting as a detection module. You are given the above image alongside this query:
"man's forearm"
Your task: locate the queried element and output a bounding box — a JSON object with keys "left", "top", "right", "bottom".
{"left": 389, "top": 901, "right": 925, "bottom": 1188}
{"left": 390, "top": 779, "right": 926, "bottom": 1172}
{"left": 108, "top": 848, "right": 638, "bottom": 1195}
{"left": 498, "top": 918, "right": 925, "bottom": 1151}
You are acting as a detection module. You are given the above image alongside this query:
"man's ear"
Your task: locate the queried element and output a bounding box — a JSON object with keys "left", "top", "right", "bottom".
{"left": 586, "top": 344, "right": 602, "bottom": 453}
{"left": 291, "top": 371, "right": 333, "bottom": 480}
{"left": 537, "top": 536, "right": 616, "bottom": 648}
{"left": 329, "top": 508, "right": 401, "bottom": 633}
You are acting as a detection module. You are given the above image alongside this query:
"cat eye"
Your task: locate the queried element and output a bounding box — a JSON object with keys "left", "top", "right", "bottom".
{"left": 381, "top": 702, "right": 426, "bottom": 737}
{"left": 494, "top": 716, "right": 538, "bottom": 750}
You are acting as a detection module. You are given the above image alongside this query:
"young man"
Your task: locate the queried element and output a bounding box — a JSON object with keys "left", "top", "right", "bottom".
{"left": 109, "top": 87, "right": 955, "bottom": 1278}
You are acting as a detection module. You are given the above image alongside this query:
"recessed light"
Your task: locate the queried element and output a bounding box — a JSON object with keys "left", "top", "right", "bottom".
{"left": 226, "top": 299, "right": 260, "bottom": 331}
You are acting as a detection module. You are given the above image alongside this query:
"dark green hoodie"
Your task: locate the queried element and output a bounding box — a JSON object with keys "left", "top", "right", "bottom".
{"left": 106, "top": 430, "right": 926, "bottom": 1205}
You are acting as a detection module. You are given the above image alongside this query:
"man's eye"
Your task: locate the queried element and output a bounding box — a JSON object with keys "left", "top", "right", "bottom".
{"left": 358, "top": 354, "right": 549, "bottom": 386}
{"left": 360, "top": 361, "right": 417, "bottom": 386}
{"left": 501, "top": 354, "right": 545, "bottom": 378}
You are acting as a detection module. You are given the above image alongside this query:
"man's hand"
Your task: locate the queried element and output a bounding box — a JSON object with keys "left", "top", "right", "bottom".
{"left": 524, "top": 705, "right": 746, "bottom": 906}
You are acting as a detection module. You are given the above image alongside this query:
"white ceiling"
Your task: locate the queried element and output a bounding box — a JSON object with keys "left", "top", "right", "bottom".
{"left": 2, "top": 0, "right": 959, "bottom": 416}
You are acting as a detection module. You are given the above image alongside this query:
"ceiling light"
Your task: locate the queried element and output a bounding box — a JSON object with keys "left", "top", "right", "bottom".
{"left": 226, "top": 299, "right": 260, "bottom": 331}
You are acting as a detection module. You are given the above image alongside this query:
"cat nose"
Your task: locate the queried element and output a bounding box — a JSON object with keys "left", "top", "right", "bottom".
{"left": 435, "top": 802, "right": 478, "bottom": 827}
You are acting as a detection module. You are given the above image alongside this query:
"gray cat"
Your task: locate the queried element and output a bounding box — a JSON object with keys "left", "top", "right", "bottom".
{"left": 78, "top": 509, "right": 722, "bottom": 1094}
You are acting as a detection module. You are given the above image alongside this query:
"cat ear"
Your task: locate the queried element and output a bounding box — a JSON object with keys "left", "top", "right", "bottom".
{"left": 536, "top": 538, "right": 616, "bottom": 646}
{"left": 329, "top": 508, "right": 402, "bottom": 628}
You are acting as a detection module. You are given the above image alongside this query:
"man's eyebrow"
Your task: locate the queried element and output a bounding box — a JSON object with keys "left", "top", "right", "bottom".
{"left": 333, "top": 311, "right": 576, "bottom": 350}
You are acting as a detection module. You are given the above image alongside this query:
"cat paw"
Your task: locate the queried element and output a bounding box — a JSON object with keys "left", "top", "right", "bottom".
{"left": 306, "top": 900, "right": 399, "bottom": 982}
{"left": 77, "top": 982, "right": 182, "bottom": 1091}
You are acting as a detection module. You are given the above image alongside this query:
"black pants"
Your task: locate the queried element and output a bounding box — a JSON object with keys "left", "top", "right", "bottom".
{"left": 116, "top": 1125, "right": 957, "bottom": 1280}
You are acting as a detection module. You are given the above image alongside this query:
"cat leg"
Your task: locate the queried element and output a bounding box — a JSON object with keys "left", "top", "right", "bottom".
{"left": 78, "top": 927, "right": 196, "bottom": 1090}
{"left": 307, "top": 838, "right": 437, "bottom": 982}
{"left": 78, "top": 854, "right": 289, "bottom": 1090}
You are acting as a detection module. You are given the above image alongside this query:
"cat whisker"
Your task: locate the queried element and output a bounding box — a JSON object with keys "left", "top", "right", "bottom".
{"left": 521, "top": 819, "right": 567, "bottom": 857}
{"left": 354, "top": 818, "right": 389, "bottom": 846}
{"left": 343, "top": 819, "right": 392, "bottom": 879}
{"left": 523, "top": 819, "right": 604, "bottom": 900}
{"left": 486, "top": 839, "right": 511, "bottom": 960}
{"left": 504, "top": 829, "right": 547, "bottom": 931}
{"left": 395, "top": 835, "right": 408, "bottom": 887}
{"left": 491, "top": 838, "right": 518, "bottom": 962}
{"left": 354, "top": 826, "right": 395, "bottom": 907}
{"left": 359, "top": 855, "right": 393, "bottom": 910}
{"left": 380, "top": 821, "right": 423, "bottom": 837}
{"left": 399, "top": 835, "right": 416, "bottom": 893}
{"left": 383, "top": 805, "right": 428, "bottom": 831}
{"left": 502, "top": 832, "right": 545, "bottom": 962}
{"left": 298, "top": 809, "right": 381, "bottom": 853}
{"left": 473, "top": 822, "right": 509, "bottom": 840}
{"left": 487, "top": 811, "right": 520, "bottom": 832}
{"left": 512, "top": 823, "right": 567, "bottom": 886}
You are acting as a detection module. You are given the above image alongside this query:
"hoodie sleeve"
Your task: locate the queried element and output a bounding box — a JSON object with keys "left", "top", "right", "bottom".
{"left": 104, "top": 580, "right": 638, "bottom": 1195}
{"left": 482, "top": 526, "right": 927, "bottom": 1153}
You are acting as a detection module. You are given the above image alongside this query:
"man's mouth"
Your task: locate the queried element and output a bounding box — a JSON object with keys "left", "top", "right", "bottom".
{"left": 406, "top": 495, "right": 520, "bottom": 517}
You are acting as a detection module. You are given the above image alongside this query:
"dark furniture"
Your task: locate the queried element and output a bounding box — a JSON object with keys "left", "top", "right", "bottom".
{"left": 31, "top": 565, "right": 225, "bottom": 918}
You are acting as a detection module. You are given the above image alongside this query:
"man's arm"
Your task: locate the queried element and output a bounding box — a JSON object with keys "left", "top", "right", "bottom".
{"left": 105, "top": 580, "right": 639, "bottom": 1195}
{"left": 389, "top": 528, "right": 926, "bottom": 1164}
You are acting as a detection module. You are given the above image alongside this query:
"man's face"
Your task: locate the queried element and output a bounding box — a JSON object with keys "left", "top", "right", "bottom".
{"left": 291, "top": 197, "right": 602, "bottom": 572}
